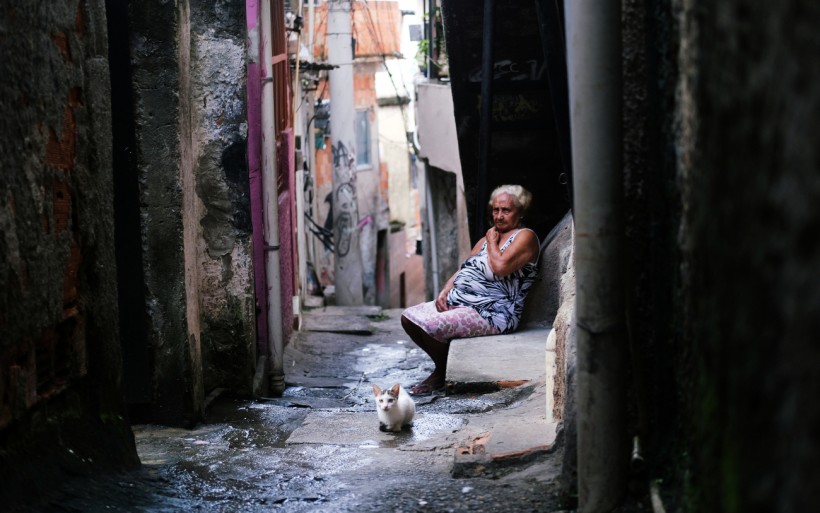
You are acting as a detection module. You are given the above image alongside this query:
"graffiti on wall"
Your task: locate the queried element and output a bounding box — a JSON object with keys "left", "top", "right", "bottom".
{"left": 303, "top": 177, "right": 332, "bottom": 259}
{"left": 331, "top": 141, "right": 358, "bottom": 259}
{"left": 468, "top": 58, "right": 546, "bottom": 82}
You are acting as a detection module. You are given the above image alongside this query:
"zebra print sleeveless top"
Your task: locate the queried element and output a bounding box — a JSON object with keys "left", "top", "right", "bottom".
{"left": 447, "top": 229, "right": 539, "bottom": 333}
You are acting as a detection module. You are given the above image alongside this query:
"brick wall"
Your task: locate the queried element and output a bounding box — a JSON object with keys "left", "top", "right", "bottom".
{"left": 0, "top": 0, "right": 139, "bottom": 503}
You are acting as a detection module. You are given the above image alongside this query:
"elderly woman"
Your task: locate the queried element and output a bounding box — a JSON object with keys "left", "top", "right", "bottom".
{"left": 401, "top": 184, "right": 540, "bottom": 395}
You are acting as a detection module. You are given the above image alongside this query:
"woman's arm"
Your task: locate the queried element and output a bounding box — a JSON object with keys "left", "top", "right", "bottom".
{"left": 434, "top": 236, "right": 487, "bottom": 311}
{"left": 484, "top": 228, "right": 539, "bottom": 277}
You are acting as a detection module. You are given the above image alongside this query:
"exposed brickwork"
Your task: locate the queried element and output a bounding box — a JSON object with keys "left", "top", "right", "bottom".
{"left": 316, "top": 140, "right": 332, "bottom": 188}
{"left": 353, "top": 73, "right": 376, "bottom": 107}
{"left": 53, "top": 31, "right": 72, "bottom": 62}
{"left": 45, "top": 88, "right": 82, "bottom": 172}
{"left": 0, "top": 0, "right": 104, "bottom": 438}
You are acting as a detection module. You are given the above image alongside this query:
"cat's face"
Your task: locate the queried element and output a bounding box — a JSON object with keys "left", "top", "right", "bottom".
{"left": 372, "top": 384, "right": 398, "bottom": 411}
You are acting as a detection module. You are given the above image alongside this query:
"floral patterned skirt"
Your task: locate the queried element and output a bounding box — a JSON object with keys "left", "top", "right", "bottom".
{"left": 402, "top": 301, "right": 500, "bottom": 344}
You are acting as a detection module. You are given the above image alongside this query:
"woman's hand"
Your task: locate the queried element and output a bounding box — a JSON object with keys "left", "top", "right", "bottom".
{"left": 486, "top": 227, "right": 499, "bottom": 245}
{"left": 435, "top": 289, "right": 450, "bottom": 312}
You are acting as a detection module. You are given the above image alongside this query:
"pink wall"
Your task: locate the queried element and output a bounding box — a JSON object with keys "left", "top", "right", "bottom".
{"left": 278, "top": 129, "right": 296, "bottom": 343}
{"left": 245, "top": 0, "right": 269, "bottom": 357}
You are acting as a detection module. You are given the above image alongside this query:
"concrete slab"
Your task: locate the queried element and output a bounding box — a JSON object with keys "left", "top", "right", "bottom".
{"left": 451, "top": 382, "right": 559, "bottom": 477}
{"left": 304, "top": 306, "right": 383, "bottom": 316}
{"left": 446, "top": 328, "right": 551, "bottom": 384}
{"left": 301, "top": 315, "right": 373, "bottom": 334}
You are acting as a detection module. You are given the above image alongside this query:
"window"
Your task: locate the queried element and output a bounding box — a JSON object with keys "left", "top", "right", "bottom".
{"left": 355, "top": 109, "right": 371, "bottom": 168}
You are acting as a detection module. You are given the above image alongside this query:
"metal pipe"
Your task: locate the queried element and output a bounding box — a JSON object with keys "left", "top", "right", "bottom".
{"left": 308, "top": 0, "right": 315, "bottom": 63}
{"left": 261, "top": 0, "right": 286, "bottom": 396}
{"left": 631, "top": 435, "right": 645, "bottom": 473}
{"left": 534, "top": 0, "right": 573, "bottom": 209}
{"left": 476, "top": 0, "right": 494, "bottom": 241}
{"left": 245, "top": 0, "right": 274, "bottom": 394}
{"left": 293, "top": 0, "right": 307, "bottom": 316}
{"left": 424, "top": 165, "right": 440, "bottom": 293}
{"left": 564, "top": 0, "right": 626, "bottom": 510}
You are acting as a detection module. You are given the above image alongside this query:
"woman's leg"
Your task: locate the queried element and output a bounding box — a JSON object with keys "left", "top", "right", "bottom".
{"left": 401, "top": 314, "right": 450, "bottom": 391}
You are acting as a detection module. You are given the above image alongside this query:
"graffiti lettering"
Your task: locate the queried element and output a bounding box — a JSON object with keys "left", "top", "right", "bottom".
{"left": 331, "top": 140, "right": 356, "bottom": 173}
{"left": 468, "top": 59, "right": 545, "bottom": 82}
{"left": 482, "top": 92, "right": 543, "bottom": 122}
{"left": 335, "top": 212, "right": 353, "bottom": 257}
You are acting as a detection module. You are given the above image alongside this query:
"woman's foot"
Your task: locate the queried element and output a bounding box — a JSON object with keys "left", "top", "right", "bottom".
{"left": 410, "top": 382, "right": 445, "bottom": 396}
{"left": 410, "top": 374, "right": 446, "bottom": 396}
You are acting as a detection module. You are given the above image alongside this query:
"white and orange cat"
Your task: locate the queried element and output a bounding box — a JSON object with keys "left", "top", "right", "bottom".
{"left": 372, "top": 383, "right": 415, "bottom": 433}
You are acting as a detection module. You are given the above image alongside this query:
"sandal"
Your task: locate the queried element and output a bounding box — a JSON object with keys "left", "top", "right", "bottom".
{"left": 410, "top": 382, "right": 445, "bottom": 396}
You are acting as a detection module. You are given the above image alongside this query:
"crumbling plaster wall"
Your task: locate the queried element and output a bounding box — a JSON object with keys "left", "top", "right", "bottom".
{"left": 130, "top": 0, "right": 204, "bottom": 426}
{"left": 190, "top": 0, "right": 257, "bottom": 396}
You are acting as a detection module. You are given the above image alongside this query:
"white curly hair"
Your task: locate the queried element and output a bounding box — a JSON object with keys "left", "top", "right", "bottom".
{"left": 487, "top": 184, "right": 533, "bottom": 215}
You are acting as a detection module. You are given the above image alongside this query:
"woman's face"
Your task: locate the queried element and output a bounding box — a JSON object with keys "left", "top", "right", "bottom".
{"left": 491, "top": 193, "right": 522, "bottom": 232}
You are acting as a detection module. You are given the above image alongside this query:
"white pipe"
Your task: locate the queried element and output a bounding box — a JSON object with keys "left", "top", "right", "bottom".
{"left": 293, "top": 0, "right": 307, "bottom": 319}
{"left": 424, "top": 164, "right": 440, "bottom": 294}
{"left": 565, "top": 0, "right": 626, "bottom": 511}
{"left": 261, "top": 0, "right": 285, "bottom": 396}
{"left": 308, "top": 0, "right": 315, "bottom": 63}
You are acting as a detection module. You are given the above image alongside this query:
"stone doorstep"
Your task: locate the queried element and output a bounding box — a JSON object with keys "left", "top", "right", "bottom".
{"left": 445, "top": 328, "right": 552, "bottom": 385}
{"left": 446, "top": 327, "right": 556, "bottom": 422}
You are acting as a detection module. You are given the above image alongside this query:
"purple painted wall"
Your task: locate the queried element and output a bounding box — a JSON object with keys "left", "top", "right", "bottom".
{"left": 245, "top": 0, "right": 269, "bottom": 359}
{"left": 278, "top": 129, "right": 296, "bottom": 343}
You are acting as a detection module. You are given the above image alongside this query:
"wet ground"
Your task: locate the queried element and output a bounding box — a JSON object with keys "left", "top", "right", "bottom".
{"left": 12, "top": 308, "right": 577, "bottom": 512}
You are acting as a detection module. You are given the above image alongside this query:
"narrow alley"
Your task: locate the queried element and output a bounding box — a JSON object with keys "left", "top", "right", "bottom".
{"left": 14, "top": 307, "right": 575, "bottom": 513}
{"left": 3, "top": 1, "right": 819, "bottom": 512}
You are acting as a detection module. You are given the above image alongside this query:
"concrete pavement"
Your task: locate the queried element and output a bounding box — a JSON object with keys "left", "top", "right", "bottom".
{"left": 286, "top": 307, "right": 559, "bottom": 478}
{"left": 14, "top": 306, "right": 569, "bottom": 512}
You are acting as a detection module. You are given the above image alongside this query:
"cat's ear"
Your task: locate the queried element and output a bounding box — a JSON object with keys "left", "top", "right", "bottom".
{"left": 372, "top": 384, "right": 381, "bottom": 396}
{"left": 390, "top": 383, "right": 401, "bottom": 396}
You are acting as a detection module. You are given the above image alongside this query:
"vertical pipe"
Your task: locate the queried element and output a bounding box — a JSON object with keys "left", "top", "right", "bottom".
{"left": 534, "top": 0, "right": 573, "bottom": 209}
{"left": 426, "top": 0, "right": 435, "bottom": 79}
{"left": 306, "top": 0, "right": 317, "bottom": 282}
{"left": 294, "top": 0, "right": 307, "bottom": 319}
{"left": 261, "top": 0, "right": 286, "bottom": 396}
{"left": 564, "top": 0, "right": 626, "bottom": 511}
{"left": 308, "top": 0, "right": 315, "bottom": 61}
{"left": 424, "top": 165, "right": 440, "bottom": 293}
{"left": 245, "top": 0, "right": 270, "bottom": 378}
{"left": 476, "top": 0, "right": 494, "bottom": 241}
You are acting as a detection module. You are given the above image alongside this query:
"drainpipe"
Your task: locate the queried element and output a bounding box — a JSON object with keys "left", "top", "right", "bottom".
{"left": 245, "top": 0, "right": 270, "bottom": 392}
{"left": 412, "top": 130, "right": 441, "bottom": 295}
{"left": 424, "top": 166, "right": 440, "bottom": 293}
{"left": 564, "top": 1, "right": 626, "bottom": 512}
{"left": 261, "top": 0, "right": 286, "bottom": 396}
{"left": 476, "top": 0, "right": 494, "bottom": 241}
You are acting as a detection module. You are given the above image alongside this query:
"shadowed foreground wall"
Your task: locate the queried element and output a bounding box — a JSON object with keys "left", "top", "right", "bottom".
{"left": 557, "top": 1, "right": 820, "bottom": 510}
{"left": 684, "top": 2, "right": 820, "bottom": 510}
{"left": 620, "top": 1, "right": 820, "bottom": 510}
{"left": 0, "top": 0, "right": 139, "bottom": 506}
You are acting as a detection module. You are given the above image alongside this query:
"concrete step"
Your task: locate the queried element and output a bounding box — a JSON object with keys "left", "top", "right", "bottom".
{"left": 446, "top": 328, "right": 552, "bottom": 385}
